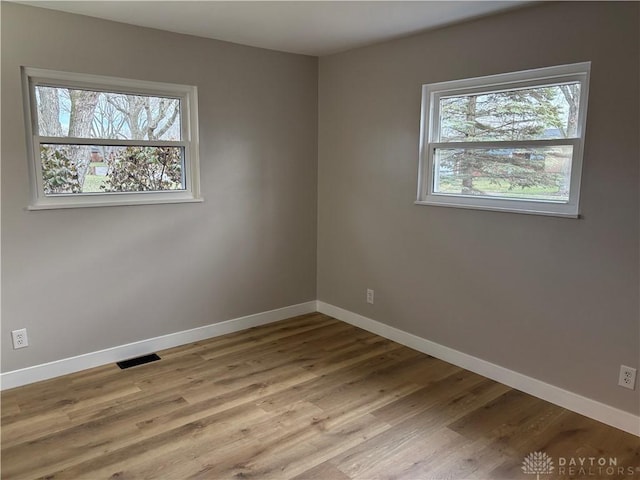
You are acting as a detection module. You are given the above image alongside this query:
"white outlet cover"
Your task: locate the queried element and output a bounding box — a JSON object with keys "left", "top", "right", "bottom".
{"left": 618, "top": 365, "right": 637, "bottom": 390}
{"left": 11, "top": 328, "right": 29, "bottom": 349}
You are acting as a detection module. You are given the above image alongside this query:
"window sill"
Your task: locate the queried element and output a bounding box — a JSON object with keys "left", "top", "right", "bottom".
{"left": 414, "top": 200, "right": 579, "bottom": 218}
{"left": 28, "top": 195, "right": 204, "bottom": 211}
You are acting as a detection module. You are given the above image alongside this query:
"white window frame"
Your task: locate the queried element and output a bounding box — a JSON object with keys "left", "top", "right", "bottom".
{"left": 21, "top": 67, "right": 202, "bottom": 210}
{"left": 416, "top": 62, "right": 591, "bottom": 218}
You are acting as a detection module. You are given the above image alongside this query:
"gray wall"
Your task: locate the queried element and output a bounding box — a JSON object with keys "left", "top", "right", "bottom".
{"left": 3, "top": 1, "right": 638, "bottom": 417}
{"left": 317, "top": 1, "right": 640, "bottom": 414}
{"left": 1, "top": 3, "right": 318, "bottom": 372}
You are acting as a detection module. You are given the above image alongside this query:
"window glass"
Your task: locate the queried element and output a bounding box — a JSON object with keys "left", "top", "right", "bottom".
{"left": 438, "top": 83, "right": 581, "bottom": 142}
{"left": 417, "top": 63, "right": 590, "bottom": 217}
{"left": 35, "top": 86, "right": 181, "bottom": 141}
{"left": 23, "top": 68, "right": 201, "bottom": 209}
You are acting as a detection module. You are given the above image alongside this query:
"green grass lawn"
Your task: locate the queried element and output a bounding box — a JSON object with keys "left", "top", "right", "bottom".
{"left": 82, "top": 174, "right": 107, "bottom": 193}
{"left": 438, "top": 177, "right": 568, "bottom": 201}
{"left": 81, "top": 174, "right": 182, "bottom": 193}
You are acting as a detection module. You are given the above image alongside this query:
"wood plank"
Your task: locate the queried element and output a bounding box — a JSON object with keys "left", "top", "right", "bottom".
{"left": 331, "top": 424, "right": 466, "bottom": 479}
{"left": 290, "top": 461, "right": 351, "bottom": 480}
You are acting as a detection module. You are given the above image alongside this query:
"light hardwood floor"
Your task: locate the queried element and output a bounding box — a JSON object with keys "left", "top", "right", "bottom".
{"left": 2, "top": 313, "right": 638, "bottom": 479}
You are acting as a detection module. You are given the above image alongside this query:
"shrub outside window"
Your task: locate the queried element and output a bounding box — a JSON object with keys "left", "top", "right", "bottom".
{"left": 417, "top": 63, "right": 590, "bottom": 217}
{"left": 22, "top": 67, "right": 201, "bottom": 209}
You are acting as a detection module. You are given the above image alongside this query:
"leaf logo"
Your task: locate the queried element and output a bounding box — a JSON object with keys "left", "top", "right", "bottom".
{"left": 522, "top": 451, "right": 554, "bottom": 480}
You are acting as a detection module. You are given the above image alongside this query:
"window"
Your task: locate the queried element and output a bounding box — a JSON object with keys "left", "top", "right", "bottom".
{"left": 417, "top": 63, "right": 590, "bottom": 217}
{"left": 22, "top": 67, "right": 201, "bottom": 209}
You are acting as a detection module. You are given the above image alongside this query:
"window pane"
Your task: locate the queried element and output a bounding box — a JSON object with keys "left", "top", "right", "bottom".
{"left": 41, "top": 144, "right": 185, "bottom": 195}
{"left": 35, "top": 86, "right": 181, "bottom": 141}
{"left": 438, "top": 83, "right": 581, "bottom": 142}
{"left": 433, "top": 146, "right": 573, "bottom": 202}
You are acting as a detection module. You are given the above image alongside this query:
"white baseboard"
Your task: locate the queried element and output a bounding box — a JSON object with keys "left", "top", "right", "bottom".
{"left": 4, "top": 299, "right": 637, "bottom": 437}
{"left": 0, "top": 301, "right": 317, "bottom": 391}
{"left": 317, "top": 301, "right": 640, "bottom": 437}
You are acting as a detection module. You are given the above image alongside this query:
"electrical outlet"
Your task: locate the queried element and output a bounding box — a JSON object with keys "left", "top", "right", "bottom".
{"left": 366, "top": 289, "right": 374, "bottom": 304}
{"left": 11, "top": 328, "right": 29, "bottom": 349}
{"left": 618, "top": 365, "right": 637, "bottom": 390}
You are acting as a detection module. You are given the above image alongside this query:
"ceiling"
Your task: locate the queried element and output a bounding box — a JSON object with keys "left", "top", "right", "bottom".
{"left": 18, "top": 1, "right": 531, "bottom": 56}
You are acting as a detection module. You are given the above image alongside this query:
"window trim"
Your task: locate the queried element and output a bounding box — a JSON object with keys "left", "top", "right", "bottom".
{"left": 416, "top": 62, "right": 591, "bottom": 218}
{"left": 21, "top": 67, "right": 202, "bottom": 210}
